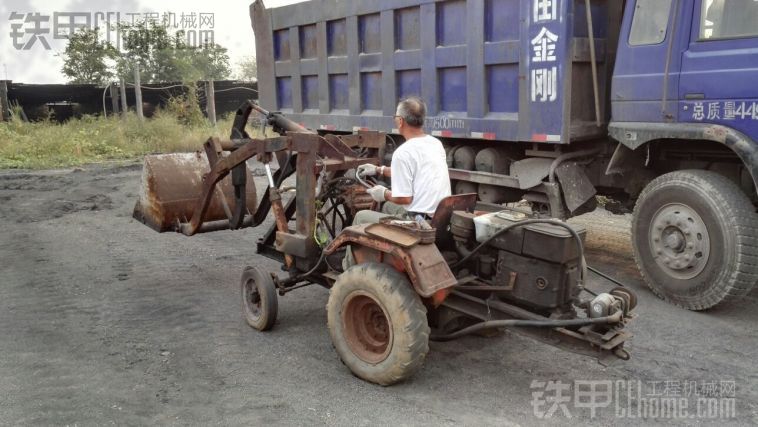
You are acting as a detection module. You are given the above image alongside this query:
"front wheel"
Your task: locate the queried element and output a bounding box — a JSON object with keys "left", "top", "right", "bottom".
{"left": 631, "top": 170, "right": 758, "bottom": 310}
{"left": 241, "top": 266, "right": 278, "bottom": 331}
{"left": 327, "top": 263, "right": 430, "bottom": 385}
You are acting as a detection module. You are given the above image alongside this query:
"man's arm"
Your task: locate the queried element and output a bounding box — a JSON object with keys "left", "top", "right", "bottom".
{"left": 375, "top": 166, "right": 413, "bottom": 204}
{"left": 383, "top": 189, "right": 412, "bottom": 206}
{"left": 378, "top": 165, "right": 391, "bottom": 178}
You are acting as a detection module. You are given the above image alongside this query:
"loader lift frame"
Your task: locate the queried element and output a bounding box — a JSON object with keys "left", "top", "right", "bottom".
{"left": 178, "top": 101, "right": 385, "bottom": 278}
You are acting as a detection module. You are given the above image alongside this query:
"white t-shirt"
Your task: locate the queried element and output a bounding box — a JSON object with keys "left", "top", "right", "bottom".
{"left": 390, "top": 134, "right": 452, "bottom": 215}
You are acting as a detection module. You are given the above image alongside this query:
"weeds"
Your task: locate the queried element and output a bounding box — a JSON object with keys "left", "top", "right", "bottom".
{"left": 164, "top": 84, "right": 207, "bottom": 127}
{"left": 0, "top": 112, "right": 239, "bottom": 169}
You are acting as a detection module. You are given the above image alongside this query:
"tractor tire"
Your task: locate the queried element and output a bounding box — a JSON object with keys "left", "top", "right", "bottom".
{"left": 631, "top": 170, "right": 758, "bottom": 310}
{"left": 327, "top": 263, "right": 430, "bottom": 385}
{"left": 241, "top": 266, "right": 278, "bottom": 331}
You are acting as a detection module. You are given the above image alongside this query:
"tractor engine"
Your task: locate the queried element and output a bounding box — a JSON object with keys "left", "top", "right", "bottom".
{"left": 450, "top": 209, "right": 633, "bottom": 318}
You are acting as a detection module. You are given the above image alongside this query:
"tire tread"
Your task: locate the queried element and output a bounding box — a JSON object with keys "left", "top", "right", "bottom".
{"left": 326, "top": 263, "right": 430, "bottom": 385}
{"left": 632, "top": 170, "right": 758, "bottom": 310}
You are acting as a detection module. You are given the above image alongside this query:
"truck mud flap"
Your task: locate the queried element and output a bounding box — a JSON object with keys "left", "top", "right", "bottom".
{"left": 555, "top": 161, "right": 597, "bottom": 213}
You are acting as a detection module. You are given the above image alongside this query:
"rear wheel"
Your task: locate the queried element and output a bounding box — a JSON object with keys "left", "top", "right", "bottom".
{"left": 327, "top": 263, "right": 430, "bottom": 385}
{"left": 241, "top": 266, "right": 278, "bottom": 330}
{"left": 632, "top": 170, "right": 758, "bottom": 310}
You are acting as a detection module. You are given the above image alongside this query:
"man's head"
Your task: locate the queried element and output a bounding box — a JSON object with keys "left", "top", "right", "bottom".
{"left": 394, "top": 97, "right": 426, "bottom": 137}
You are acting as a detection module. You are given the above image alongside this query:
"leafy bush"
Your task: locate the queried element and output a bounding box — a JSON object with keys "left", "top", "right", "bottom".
{"left": 163, "top": 84, "right": 206, "bottom": 127}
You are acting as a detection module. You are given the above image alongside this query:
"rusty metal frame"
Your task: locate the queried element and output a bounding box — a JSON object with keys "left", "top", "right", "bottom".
{"left": 440, "top": 290, "right": 632, "bottom": 363}
{"left": 179, "top": 102, "right": 384, "bottom": 236}
{"left": 324, "top": 225, "right": 458, "bottom": 298}
{"left": 176, "top": 102, "right": 384, "bottom": 281}
{"left": 178, "top": 135, "right": 290, "bottom": 236}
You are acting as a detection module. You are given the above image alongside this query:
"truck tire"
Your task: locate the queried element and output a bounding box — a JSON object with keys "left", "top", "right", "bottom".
{"left": 241, "top": 266, "right": 278, "bottom": 331}
{"left": 631, "top": 170, "right": 758, "bottom": 310}
{"left": 327, "top": 262, "right": 430, "bottom": 385}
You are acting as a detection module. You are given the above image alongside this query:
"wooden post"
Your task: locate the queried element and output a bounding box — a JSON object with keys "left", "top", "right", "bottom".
{"left": 109, "top": 83, "right": 120, "bottom": 117}
{"left": 0, "top": 80, "right": 10, "bottom": 121}
{"left": 133, "top": 63, "right": 144, "bottom": 121}
{"left": 205, "top": 80, "right": 217, "bottom": 126}
{"left": 119, "top": 78, "right": 128, "bottom": 118}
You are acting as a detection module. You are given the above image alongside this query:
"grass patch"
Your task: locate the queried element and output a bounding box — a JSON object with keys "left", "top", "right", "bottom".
{"left": 0, "top": 112, "right": 241, "bottom": 170}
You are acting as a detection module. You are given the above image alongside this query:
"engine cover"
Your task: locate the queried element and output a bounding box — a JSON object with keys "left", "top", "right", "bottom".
{"left": 473, "top": 210, "right": 587, "bottom": 263}
{"left": 494, "top": 250, "right": 581, "bottom": 311}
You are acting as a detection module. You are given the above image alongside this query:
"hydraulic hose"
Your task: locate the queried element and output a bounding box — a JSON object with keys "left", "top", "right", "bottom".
{"left": 276, "top": 250, "right": 327, "bottom": 289}
{"left": 355, "top": 169, "right": 373, "bottom": 189}
{"left": 588, "top": 265, "right": 630, "bottom": 288}
{"left": 430, "top": 310, "right": 623, "bottom": 342}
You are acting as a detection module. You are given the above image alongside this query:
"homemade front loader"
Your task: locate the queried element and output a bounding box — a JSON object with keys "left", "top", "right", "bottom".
{"left": 133, "top": 102, "right": 637, "bottom": 385}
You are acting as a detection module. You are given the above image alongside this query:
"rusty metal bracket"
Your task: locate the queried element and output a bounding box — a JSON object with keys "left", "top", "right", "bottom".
{"left": 168, "top": 100, "right": 387, "bottom": 281}
{"left": 180, "top": 133, "right": 382, "bottom": 236}
{"left": 179, "top": 130, "right": 384, "bottom": 250}
{"left": 324, "top": 225, "right": 457, "bottom": 298}
{"left": 179, "top": 136, "right": 291, "bottom": 236}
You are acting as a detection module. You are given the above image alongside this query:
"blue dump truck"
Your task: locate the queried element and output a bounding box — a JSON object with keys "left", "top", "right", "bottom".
{"left": 251, "top": 0, "right": 758, "bottom": 311}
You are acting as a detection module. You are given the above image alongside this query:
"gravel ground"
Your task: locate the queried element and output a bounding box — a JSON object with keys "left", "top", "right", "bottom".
{"left": 1, "top": 162, "right": 756, "bottom": 425}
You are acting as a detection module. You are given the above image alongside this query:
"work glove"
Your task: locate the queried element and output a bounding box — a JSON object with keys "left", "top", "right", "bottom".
{"left": 357, "top": 163, "right": 379, "bottom": 177}
{"left": 367, "top": 185, "right": 388, "bottom": 202}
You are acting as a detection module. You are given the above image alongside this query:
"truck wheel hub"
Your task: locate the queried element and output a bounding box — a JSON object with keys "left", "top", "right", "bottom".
{"left": 663, "top": 228, "right": 685, "bottom": 252}
{"left": 650, "top": 203, "right": 710, "bottom": 279}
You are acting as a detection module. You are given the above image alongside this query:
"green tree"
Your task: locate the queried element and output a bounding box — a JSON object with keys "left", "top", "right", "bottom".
{"left": 117, "top": 21, "right": 183, "bottom": 83}
{"left": 236, "top": 55, "right": 257, "bottom": 81}
{"left": 116, "top": 22, "right": 231, "bottom": 83}
{"left": 191, "top": 44, "right": 232, "bottom": 81}
{"left": 60, "top": 28, "right": 115, "bottom": 85}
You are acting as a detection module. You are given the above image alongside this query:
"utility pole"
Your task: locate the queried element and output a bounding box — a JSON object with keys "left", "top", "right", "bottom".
{"left": 0, "top": 80, "right": 10, "bottom": 122}
{"left": 133, "top": 63, "right": 144, "bottom": 121}
{"left": 109, "top": 82, "right": 120, "bottom": 117}
{"left": 205, "top": 80, "right": 217, "bottom": 126}
{"left": 119, "top": 78, "right": 128, "bottom": 119}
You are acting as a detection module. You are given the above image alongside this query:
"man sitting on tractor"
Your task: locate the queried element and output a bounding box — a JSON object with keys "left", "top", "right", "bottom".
{"left": 344, "top": 97, "right": 451, "bottom": 268}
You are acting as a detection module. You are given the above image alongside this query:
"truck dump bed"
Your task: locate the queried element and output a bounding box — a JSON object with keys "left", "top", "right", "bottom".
{"left": 251, "top": 0, "right": 619, "bottom": 144}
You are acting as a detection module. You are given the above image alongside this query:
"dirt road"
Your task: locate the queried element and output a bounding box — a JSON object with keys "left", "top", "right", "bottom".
{"left": 1, "top": 163, "right": 756, "bottom": 425}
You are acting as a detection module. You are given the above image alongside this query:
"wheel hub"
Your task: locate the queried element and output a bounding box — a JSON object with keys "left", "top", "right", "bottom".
{"left": 244, "top": 279, "right": 262, "bottom": 317}
{"left": 649, "top": 203, "right": 710, "bottom": 279}
{"left": 342, "top": 292, "right": 392, "bottom": 364}
{"left": 663, "top": 228, "right": 685, "bottom": 252}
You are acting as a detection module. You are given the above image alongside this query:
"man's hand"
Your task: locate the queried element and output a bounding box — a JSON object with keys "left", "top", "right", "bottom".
{"left": 367, "top": 185, "right": 388, "bottom": 202}
{"left": 357, "top": 164, "right": 379, "bottom": 177}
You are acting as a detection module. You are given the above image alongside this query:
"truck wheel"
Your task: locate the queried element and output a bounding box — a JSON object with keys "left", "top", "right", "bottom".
{"left": 327, "top": 262, "right": 430, "bottom": 385}
{"left": 632, "top": 170, "right": 758, "bottom": 310}
{"left": 241, "top": 266, "right": 278, "bottom": 331}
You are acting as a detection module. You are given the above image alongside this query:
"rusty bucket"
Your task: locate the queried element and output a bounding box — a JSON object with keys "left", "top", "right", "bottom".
{"left": 133, "top": 152, "right": 257, "bottom": 232}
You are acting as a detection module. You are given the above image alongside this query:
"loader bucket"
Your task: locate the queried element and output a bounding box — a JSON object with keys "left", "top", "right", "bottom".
{"left": 133, "top": 152, "right": 257, "bottom": 232}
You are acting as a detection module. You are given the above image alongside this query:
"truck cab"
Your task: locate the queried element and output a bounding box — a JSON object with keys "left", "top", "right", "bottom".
{"left": 613, "top": 0, "right": 758, "bottom": 132}
{"left": 608, "top": 0, "right": 758, "bottom": 310}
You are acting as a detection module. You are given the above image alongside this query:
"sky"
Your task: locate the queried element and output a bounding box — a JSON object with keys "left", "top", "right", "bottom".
{"left": 0, "top": 0, "right": 307, "bottom": 83}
